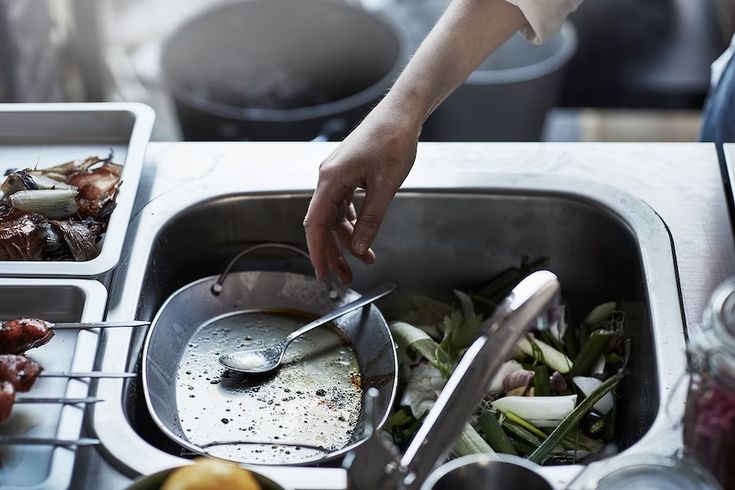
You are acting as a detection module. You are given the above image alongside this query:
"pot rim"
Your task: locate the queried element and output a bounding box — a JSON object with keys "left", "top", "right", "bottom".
{"left": 419, "top": 454, "right": 552, "bottom": 490}
{"left": 466, "top": 22, "right": 577, "bottom": 85}
{"left": 161, "top": 0, "right": 407, "bottom": 123}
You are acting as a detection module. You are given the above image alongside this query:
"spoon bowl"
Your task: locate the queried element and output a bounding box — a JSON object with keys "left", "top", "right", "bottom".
{"left": 219, "top": 344, "right": 285, "bottom": 374}
{"left": 218, "top": 283, "right": 396, "bottom": 374}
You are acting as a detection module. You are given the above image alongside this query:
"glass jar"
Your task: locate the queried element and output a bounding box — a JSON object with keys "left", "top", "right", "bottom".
{"left": 683, "top": 278, "right": 735, "bottom": 490}
{"left": 591, "top": 455, "right": 721, "bottom": 490}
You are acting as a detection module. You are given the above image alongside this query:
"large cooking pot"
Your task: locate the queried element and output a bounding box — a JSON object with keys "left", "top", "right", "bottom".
{"left": 420, "top": 23, "right": 577, "bottom": 141}
{"left": 161, "top": 0, "right": 404, "bottom": 141}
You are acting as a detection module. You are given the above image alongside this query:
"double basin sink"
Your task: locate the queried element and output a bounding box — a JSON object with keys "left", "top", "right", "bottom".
{"left": 94, "top": 173, "right": 687, "bottom": 489}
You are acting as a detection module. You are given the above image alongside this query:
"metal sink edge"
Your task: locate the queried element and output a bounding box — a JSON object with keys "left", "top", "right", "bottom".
{"left": 93, "top": 173, "right": 687, "bottom": 490}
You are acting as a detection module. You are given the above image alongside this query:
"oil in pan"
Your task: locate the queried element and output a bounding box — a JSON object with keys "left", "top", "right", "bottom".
{"left": 175, "top": 310, "right": 362, "bottom": 464}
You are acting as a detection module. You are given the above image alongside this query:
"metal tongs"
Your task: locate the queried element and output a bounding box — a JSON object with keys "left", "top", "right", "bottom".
{"left": 345, "top": 270, "right": 561, "bottom": 490}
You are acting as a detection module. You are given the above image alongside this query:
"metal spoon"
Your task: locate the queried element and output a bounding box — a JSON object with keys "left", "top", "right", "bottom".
{"left": 219, "top": 283, "right": 397, "bottom": 374}
{"left": 50, "top": 321, "right": 150, "bottom": 329}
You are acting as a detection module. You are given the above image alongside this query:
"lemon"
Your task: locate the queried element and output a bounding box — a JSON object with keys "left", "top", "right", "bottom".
{"left": 161, "top": 458, "right": 261, "bottom": 490}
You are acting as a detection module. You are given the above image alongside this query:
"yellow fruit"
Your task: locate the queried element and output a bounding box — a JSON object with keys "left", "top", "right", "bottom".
{"left": 161, "top": 458, "right": 261, "bottom": 490}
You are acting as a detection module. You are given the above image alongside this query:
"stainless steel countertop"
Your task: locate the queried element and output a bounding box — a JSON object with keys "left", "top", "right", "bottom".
{"left": 75, "top": 141, "right": 734, "bottom": 489}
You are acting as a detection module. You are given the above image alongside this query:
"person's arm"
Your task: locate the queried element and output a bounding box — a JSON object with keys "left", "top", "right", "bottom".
{"left": 303, "top": 0, "right": 527, "bottom": 285}
{"left": 386, "top": 0, "right": 527, "bottom": 125}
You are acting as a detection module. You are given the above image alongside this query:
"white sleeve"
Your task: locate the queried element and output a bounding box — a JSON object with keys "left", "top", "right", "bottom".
{"left": 504, "top": 0, "right": 583, "bottom": 44}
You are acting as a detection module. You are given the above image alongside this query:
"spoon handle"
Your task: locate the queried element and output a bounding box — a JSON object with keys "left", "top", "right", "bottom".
{"left": 51, "top": 320, "right": 150, "bottom": 329}
{"left": 284, "top": 283, "right": 397, "bottom": 344}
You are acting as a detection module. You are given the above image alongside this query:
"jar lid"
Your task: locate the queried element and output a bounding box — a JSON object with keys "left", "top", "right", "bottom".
{"left": 698, "top": 278, "right": 735, "bottom": 379}
{"left": 714, "top": 281, "right": 735, "bottom": 339}
{"left": 595, "top": 464, "right": 719, "bottom": 490}
{"left": 579, "top": 455, "right": 721, "bottom": 490}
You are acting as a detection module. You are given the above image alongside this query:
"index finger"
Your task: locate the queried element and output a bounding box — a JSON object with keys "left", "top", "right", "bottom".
{"left": 303, "top": 183, "right": 349, "bottom": 281}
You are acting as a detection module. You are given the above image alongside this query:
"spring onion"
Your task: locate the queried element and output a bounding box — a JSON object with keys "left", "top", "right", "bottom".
{"left": 453, "top": 424, "right": 496, "bottom": 457}
{"left": 517, "top": 336, "right": 572, "bottom": 374}
{"left": 582, "top": 302, "right": 617, "bottom": 330}
{"left": 383, "top": 261, "right": 628, "bottom": 468}
{"left": 529, "top": 371, "right": 623, "bottom": 464}
{"left": 570, "top": 329, "right": 614, "bottom": 377}
{"left": 501, "top": 418, "right": 545, "bottom": 447}
{"left": 532, "top": 365, "right": 550, "bottom": 396}
{"left": 573, "top": 376, "right": 614, "bottom": 415}
{"left": 592, "top": 356, "right": 606, "bottom": 375}
{"left": 390, "top": 321, "right": 439, "bottom": 365}
{"left": 504, "top": 411, "right": 548, "bottom": 439}
{"left": 491, "top": 395, "right": 577, "bottom": 428}
{"left": 478, "top": 410, "right": 517, "bottom": 455}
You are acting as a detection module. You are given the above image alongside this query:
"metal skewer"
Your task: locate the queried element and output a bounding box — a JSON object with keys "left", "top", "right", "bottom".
{"left": 0, "top": 437, "right": 100, "bottom": 446}
{"left": 15, "top": 396, "right": 103, "bottom": 404}
{"left": 50, "top": 320, "right": 150, "bottom": 330}
{"left": 39, "top": 372, "right": 137, "bottom": 379}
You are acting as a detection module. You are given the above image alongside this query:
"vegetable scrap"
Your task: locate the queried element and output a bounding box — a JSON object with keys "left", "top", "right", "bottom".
{"left": 0, "top": 153, "right": 121, "bottom": 261}
{"left": 383, "top": 258, "right": 630, "bottom": 465}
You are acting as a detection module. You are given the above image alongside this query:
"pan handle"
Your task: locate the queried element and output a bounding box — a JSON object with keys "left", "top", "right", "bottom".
{"left": 211, "top": 243, "right": 311, "bottom": 295}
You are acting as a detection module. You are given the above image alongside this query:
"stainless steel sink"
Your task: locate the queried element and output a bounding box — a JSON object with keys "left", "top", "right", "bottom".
{"left": 95, "top": 174, "right": 686, "bottom": 489}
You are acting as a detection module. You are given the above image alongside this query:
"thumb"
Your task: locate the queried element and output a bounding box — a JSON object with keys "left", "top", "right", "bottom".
{"left": 352, "top": 188, "right": 395, "bottom": 256}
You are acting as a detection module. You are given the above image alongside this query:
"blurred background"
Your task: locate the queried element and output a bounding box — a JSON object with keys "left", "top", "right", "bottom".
{"left": 1, "top": 0, "right": 733, "bottom": 142}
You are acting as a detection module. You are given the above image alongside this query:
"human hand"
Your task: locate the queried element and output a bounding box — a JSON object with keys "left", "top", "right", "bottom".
{"left": 303, "top": 104, "right": 420, "bottom": 285}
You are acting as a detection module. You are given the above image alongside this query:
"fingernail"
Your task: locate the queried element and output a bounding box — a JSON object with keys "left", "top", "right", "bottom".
{"left": 353, "top": 238, "right": 367, "bottom": 255}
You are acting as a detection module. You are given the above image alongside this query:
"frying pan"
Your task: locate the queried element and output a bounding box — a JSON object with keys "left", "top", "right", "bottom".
{"left": 142, "top": 244, "right": 398, "bottom": 465}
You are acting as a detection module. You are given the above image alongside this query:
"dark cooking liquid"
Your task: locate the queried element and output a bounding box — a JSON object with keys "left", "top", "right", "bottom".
{"left": 175, "top": 310, "right": 362, "bottom": 464}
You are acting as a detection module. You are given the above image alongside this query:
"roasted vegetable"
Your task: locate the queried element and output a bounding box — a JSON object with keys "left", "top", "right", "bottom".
{"left": 37, "top": 154, "right": 109, "bottom": 178}
{"left": 10, "top": 189, "right": 79, "bottom": 219}
{"left": 68, "top": 162, "right": 121, "bottom": 201}
{"left": 78, "top": 195, "right": 116, "bottom": 220}
{"left": 0, "top": 153, "right": 121, "bottom": 261}
{"left": 52, "top": 219, "right": 100, "bottom": 261}
{"left": 40, "top": 221, "right": 65, "bottom": 254}
{"left": 0, "top": 214, "right": 46, "bottom": 260}
{"left": 27, "top": 172, "right": 75, "bottom": 191}
{"left": 1, "top": 170, "right": 37, "bottom": 196}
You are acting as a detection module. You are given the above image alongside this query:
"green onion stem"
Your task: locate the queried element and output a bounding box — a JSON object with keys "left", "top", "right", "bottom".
{"left": 478, "top": 410, "right": 517, "bottom": 455}
{"left": 529, "top": 371, "right": 623, "bottom": 464}
{"left": 571, "top": 329, "right": 615, "bottom": 377}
